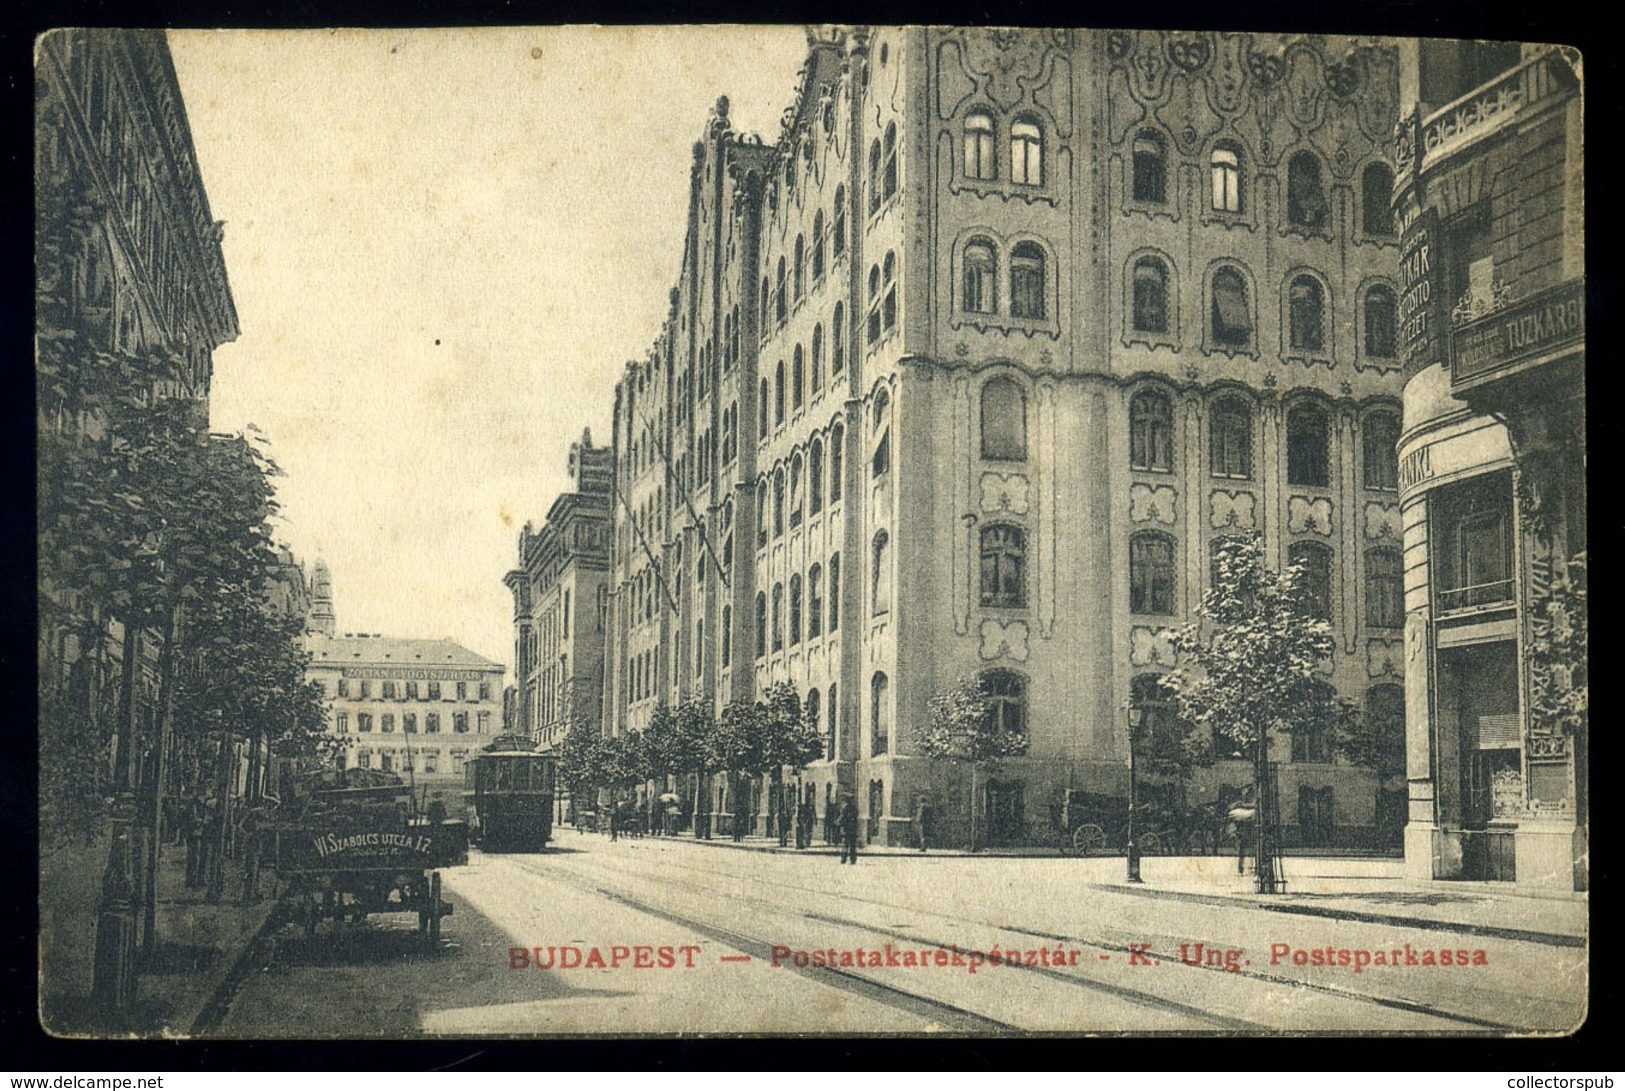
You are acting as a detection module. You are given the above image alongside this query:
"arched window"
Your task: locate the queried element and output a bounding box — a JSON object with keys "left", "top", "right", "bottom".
{"left": 809, "top": 437, "right": 824, "bottom": 514}
{"left": 1010, "top": 116, "right": 1043, "bottom": 185}
{"left": 1210, "top": 266, "right": 1252, "bottom": 347}
{"left": 833, "top": 185, "right": 847, "bottom": 255}
{"left": 1129, "top": 532, "right": 1175, "bottom": 615}
{"left": 980, "top": 376, "right": 1027, "bottom": 460}
{"left": 1209, "top": 397, "right": 1253, "bottom": 479}
{"left": 1289, "top": 541, "right": 1333, "bottom": 618}
{"left": 1363, "top": 411, "right": 1400, "bottom": 491}
{"left": 721, "top": 604, "right": 732, "bottom": 667}
{"left": 831, "top": 303, "right": 846, "bottom": 374}
{"left": 883, "top": 122, "right": 898, "bottom": 199}
{"left": 1132, "top": 257, "right": 1169, "bottom": 333}
{"left": 1287, "top": 404, "right": 1330, "bottom": 487}
{"left": 808, "top": 563, "right": 824, "bottom": 637}
{"left": 758, "top": 378, "right": 770, "bottom": 439}
{"left": 811, "top": 211, "right": 825, "bottom": 282}
{"left": 827, "top": 683, "right": 839, "bottom": 760}
{"left": 871, "top": 390, "right": 891, "bottom": 478}
{"left": 1010, "top": 242, "right": 1046, "bottom": 319}
{"left": 755, "top": 592, "right": 767, "bottom": 659}
{"left": 770, "top": 585, "right": 783, "bottom": 653}
{"left": 829, "top": 423, "right": 844, "bottom": 502}
{"left": 882, "top": 251, "right": 898, "bottom": 332}
{"left": 871, "top": 672, "right": 890, "bottom": 756}
{"left": 805, "top": 687, "right": 821, "bottom": 743}
{"left": 963, "top": 237, "right": 998, "bottom": 314}
{"left": 1362, "top": 163, "right": 1395, "bottom": 236}
{"left": 1366, "top": 547, "right": 1402, "bottom": 629}
{"left": 789, "top": 574, "right": 803, "bottom": 645}
{"left": 1364, "top": 285, "right": 1397, "bottom": 359}
{"left": 981, "top": 670, "right": 1026, "bottom": 736}
{"left": 868, "top": 139, "right": 882, "bottom": 214}
{"left": 774, "top": 360, "right": 786, "bottom": 425}
{"left": 729, "top": 305, "right": 740, "bottom": 369}
{"left": 871, "top": 530, "right": 891, "bottom": 614}
{"left": 979, "top": 525, "right": 1026, "bottom": 608}
{"left": 1286, "top": 152, "right": 1328, "bottom": 230}
{"left": 773, "top": 466, "right": 786, "bottom": 537}
{"left": 964, "top": 110, "right": 996, "bottom": 180}
{"left": 828, "top": 552, "right": 841, "bottom": 630}
{"left": 811, "top": 323, "right": 824, "bottom": 392}
{"left": 792, "top": 346, "right": 805, "bottom": 411}
{"left": 793, "top": 234, "right": 806, "bottom": 301}
{"left": 695, "top": 619, "right": 704, "bottom": 677}
{"left": 1288, "top": 275, "right": 1326, "bottom": 353}
{"left": 775, "top": 256, "right": 787, "bottom": 322}
{"left": 1129, "top": 389, "right": 1173, "bottom": 472}
{"left": 866, "top": 265, "right": 882, "bottom": 344}
{"left": 789, "top": 452, "right": 804, "bottom": 528}
{"left": 1132, "top": 130, "right": 1167, "bottom": 203}
{"left": 1210, "top": 142, "right": 1243, "bottom": 212}
{"left": 760, "top": 276, "right": 769, "bottom": 326}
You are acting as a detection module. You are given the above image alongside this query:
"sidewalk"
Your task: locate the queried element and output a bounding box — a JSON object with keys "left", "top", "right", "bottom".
{"left": 572, "top": 826, "right": 1588, "bottom": 946}
{"left": 39, "top": 834, "right": 279, "bottom": 1038}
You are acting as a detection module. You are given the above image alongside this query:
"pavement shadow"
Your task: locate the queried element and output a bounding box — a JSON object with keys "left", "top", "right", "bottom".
{"left": 1289, "top": 891, "right": 1488, "bottom": 906}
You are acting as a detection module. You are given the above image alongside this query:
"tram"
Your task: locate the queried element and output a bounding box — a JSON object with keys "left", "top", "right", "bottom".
{"left": 462, "top": 734, "right": 556, "bottom": 851}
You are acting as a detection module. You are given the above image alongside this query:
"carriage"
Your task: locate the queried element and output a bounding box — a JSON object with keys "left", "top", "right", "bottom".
{"left": 1052, "top": 788, "right": 1227, "bottom": 857}
{"left": 462, "top": 734, "right": 556, "bottom": 851}
{"left": 270, "top": 768, "right": 468, "bottom": 943}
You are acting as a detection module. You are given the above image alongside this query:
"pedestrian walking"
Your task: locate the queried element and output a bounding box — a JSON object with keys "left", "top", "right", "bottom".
{"left": 426, "top": 793, "right": 448, "bottom": 825}
{"left": 609, "top": 800, "right": 620, "bottom": 842}
{"left": 182, "top": 795, "right": 205, "bottom": 889}
{"left": 775, "top": 798, "right": 790, "bottom": 847}
{"left": 915, "top": 797, "right": 934, "bottom": 854}
{"left": 796, "top": 798, "right": 814, "bottom": 850}
{"left": 836, "top": 794, "right": 859, "bottom": 865}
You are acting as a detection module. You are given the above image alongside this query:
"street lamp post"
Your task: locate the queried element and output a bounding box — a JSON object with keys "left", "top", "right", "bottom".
{"left": 1125, "top": 702, "right": 1143, "bottom": 884}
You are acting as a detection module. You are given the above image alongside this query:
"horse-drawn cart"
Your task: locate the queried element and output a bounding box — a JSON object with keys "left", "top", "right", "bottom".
{"left": 271, "top": 771, "right": 468, "bottom": 943}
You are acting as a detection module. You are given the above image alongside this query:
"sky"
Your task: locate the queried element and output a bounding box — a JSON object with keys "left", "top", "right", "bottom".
{"left": 167, "top": 26, "right": 810, "bottom": 670}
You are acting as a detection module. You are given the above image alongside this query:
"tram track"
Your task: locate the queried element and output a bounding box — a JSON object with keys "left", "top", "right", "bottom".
{"left": 497, "top": 841, "right": 1525, "bottom": 1034}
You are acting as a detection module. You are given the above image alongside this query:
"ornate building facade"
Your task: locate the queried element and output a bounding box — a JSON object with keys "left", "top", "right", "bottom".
{"left": 506, "top": 432, "right": 614, "bottom": 752}
{"left": 591, "top": 28, "right": 1408, "bottom": 846}
{"left": 1391, "top": 42, "right": 1585, "bottom": 888}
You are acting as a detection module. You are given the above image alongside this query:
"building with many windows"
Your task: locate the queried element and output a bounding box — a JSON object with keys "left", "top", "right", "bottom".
{"left": 585, "top": 27, "right": 1410, "bottom": 847}
{"left": 306, "top": 634, "right": 505, "bottom": 809}
{"left": 505, "top": 431, "right": 614, "bottom": 751}
{"left": 1390, "top": 41, "right": 1585, "bottom": 888}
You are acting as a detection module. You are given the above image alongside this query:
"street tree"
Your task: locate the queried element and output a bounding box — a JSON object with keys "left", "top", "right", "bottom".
{"left": 556, "top": 721, "right": 604, "bottom": 817}
{"left": 711, "top": 699, "right": 765, "bottom": 834}
{"left": 918, "top": 677, "right": 1029, "bottom": 851}
{"left": 1161, "top": 533, "right": 1356, "bottom": 892}
{"left": 757, "top": 682, "right": 822, "bottom": 824}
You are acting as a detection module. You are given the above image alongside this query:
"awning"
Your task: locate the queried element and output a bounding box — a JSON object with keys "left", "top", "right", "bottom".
{"left": 1214, "top": 285, "right": 1251, "bottom": 332}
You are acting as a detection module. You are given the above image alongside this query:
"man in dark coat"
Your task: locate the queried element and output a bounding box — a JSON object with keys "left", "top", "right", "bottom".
{"left": 836, "top": 795, "right": 859, "bottom": 865}
{"left": 915, "top": 797, "right": 934, "bottom": 854}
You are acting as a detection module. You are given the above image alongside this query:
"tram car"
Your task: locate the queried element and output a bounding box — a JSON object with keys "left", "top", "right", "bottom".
{"left": 462, "top": 734, "right": 556, "bottom": 850}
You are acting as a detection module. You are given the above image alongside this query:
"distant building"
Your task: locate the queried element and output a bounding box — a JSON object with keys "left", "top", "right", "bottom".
{"left": 306, "top": 634, "right": 506, "bottom": 808}
{"left": 307, "top": 559, "right": 337, "bottom": 637}
{"left": 504, "top": 431, "right": 614, "bottom": 751}
{"left": 1391, "top": 42, "right": 1585, "bottom": 888}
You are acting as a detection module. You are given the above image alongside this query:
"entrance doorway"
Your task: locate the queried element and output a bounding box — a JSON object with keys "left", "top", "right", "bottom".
{"left": 984, "top": 779, "right": 1025, "bottom": 845}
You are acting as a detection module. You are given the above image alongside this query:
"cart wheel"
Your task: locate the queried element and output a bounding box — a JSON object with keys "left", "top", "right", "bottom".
{"left": 1073, "top": 824, "right": 1108, "bottom": 856}
{"left": 428, "top": 872, "right": 443, "bottom": 944}
{"left": 1139, "top": 831, "right": 1163, "bottom": 856}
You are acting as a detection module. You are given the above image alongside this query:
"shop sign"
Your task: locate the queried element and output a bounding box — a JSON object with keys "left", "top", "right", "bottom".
{"left": 1452, "top": 277, "right": 1585, "bottom": 388}
{"left": 1397, "top": 208, "right": 1441, "bottom": 367}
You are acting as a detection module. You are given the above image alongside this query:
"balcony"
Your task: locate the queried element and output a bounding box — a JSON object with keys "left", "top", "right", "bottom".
{"left": 1418, "top": 48, "right": 1579, "bottom": 175}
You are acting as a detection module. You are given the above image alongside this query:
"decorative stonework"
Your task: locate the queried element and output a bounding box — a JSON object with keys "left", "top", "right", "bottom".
{"left": 1366, "top": 638, "right": 1403, "bottom": 679}
{"left": 979, "top": 471, "right": 1030, "bottom": 515}
{"left": 1130, "top": 626, "right": 1177, "bottom": 668}
{"left": 1129, "top": 483, "right": 1178, "bottom": 525}
{"left": 1363, "top": 501, "right": 1401, "bottom": 542}
{"left": 1287, "top": 495, "right": 1335, "bottom": 537}
{"left": 979, "top": 618, "right": 1030, "bottom": 662}
{"left": 1210, "top": 489, "right": 1256, "bottom": 530}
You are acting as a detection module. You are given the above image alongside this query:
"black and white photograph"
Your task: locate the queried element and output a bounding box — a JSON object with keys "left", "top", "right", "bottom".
{"left": 34, "top": 24, "right": 1587, "bottom": 1039}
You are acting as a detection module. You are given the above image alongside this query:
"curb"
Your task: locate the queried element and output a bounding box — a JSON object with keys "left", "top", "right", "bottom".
{"left": 180, "top": 888, "right": 283, "bottom": 1037}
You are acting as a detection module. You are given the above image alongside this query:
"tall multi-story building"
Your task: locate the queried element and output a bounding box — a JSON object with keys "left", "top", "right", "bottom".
{"left": 307, "top": 633, "right": 505, "bottom": 809}
{"left": 1390, "top": 42, "right": 1585, "bottom": 889}
{"left": 36, "top": 27, "right": 239, "bottom": 792}
{"left": 593, "top": 27, "right": 1408, "bottom": 846}
{"left": 505, "top": 431, "right": 614, "bottom": 751}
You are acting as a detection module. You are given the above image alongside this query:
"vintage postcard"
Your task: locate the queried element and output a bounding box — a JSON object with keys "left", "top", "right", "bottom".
{"left": 36, "top": 25, "right": 1586, "bottom": 1038}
